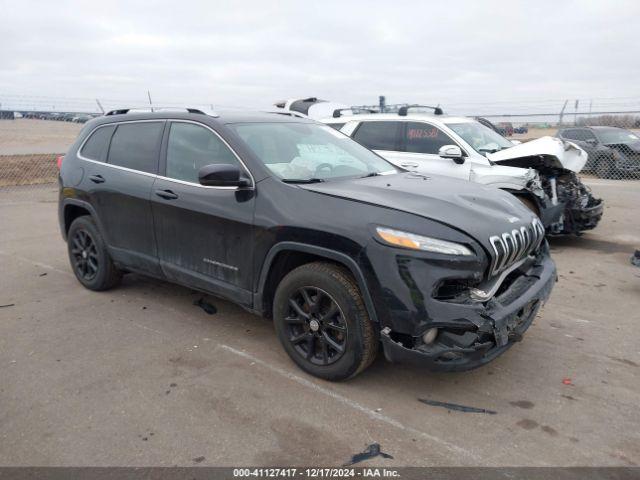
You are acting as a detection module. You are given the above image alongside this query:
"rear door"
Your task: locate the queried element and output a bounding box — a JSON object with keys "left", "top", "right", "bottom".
{"left": 82, "top": 120, "right": 164, "bottom": 276}
{"left": 151, "top": 120, "right": 255, "bottom": 305}
{"left": 350, "top": 121, "right": 405, "bottom": 166}
{"left": 398, "top": 121, "right": 471, "bottom": 180}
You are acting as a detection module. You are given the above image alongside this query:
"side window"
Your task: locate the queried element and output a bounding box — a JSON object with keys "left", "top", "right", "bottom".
{"left": 404, "top": 122, "right": 455, "bottom": 154}
{"left": 107, "top": 122, "right": 164, "bottom": 173}
{"left": 166, "top": 122, "right": 240, "bottom": 183}
{"left": 80, "top": 125, "right": 115, "bottom": 161}
{"left": 352, "top": 121, "right": 400, "bottom": 151}
{"left": 559, "top": 129, "right": 576, "bottom": 140}
{"left": 563, "top": 129, "right": 595, "bottom": 142}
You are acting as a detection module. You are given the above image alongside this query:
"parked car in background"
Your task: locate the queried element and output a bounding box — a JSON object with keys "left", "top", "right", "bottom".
{"left": 496, "top": 122, "right": 514, "bottom": 136}
{"left": 557, "top": 126, "right": 640, "bottom": 179}
{"left": 58, "top": 108, "right": 556, "bottom": 380}
{"left": 313, "top": 105, "right": 603, "bottom": 235}
{"left": 72, "top": 114, "right": 92, "bottom": 123}
{"left": 513, "top": 125, "right": 529, "bottom": 134}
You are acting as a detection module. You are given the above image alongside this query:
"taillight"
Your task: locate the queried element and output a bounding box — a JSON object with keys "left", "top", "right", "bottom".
{"left": 56, "top": 155, "right": 64, "bottom": 169}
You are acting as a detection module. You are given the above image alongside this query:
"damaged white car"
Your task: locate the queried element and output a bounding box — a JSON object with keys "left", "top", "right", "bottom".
{"left": 316, "top": 106, "right": 603, "bottom": 235}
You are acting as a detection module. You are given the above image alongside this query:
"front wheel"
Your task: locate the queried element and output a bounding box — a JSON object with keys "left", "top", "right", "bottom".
{"left": 273, "top": 262, "right": 378, "bottom": 381}
{"left": 596, "top": 158, "right": 614, "bottom": 179}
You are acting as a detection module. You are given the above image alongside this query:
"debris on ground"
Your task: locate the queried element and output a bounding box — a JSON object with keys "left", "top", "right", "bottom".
{"left": 343, "top": 443, "right": 393, "bottom": 466}
{"left": 562, "top": 378, "right": 573, "bottom": 385}
{"left": 0, "top": 303, "right": 15, "bottom": 308}
{"left": 39, "top": 272, "right": 47, "bottom": 277}
{"left": 631, "top": 250, "right": 640, "bottom": 267}
{"left": 192, "top": 456, "right": 205, "bottom": 463}
{"left": 418, "top": 398, "right": 497, "bottom": 414}
{"left": 193, "top": 298, "right": 217, "bottom": 315}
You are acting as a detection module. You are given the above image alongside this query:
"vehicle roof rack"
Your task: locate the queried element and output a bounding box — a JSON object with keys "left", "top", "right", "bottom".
{"left": 332, "top": 107, "right": 377, "bottom": 118}
{"left": 398, "top": 104, "right": 443, "bottom": 116}
{"left": 104, "top": 107, "right": 214, "bottom": 116}
{"left": 263, "top": 110, "right": 308, "bottom": 118}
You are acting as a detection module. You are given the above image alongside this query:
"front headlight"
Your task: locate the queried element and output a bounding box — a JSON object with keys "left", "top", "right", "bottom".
{"left": 375, "top": 227, "right": 473, "bottom": 256}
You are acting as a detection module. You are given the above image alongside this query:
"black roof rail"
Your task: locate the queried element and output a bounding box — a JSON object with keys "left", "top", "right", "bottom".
{"left": 263, "top": 110, "right": 308, "bottom": 118}
{"left": 398, "top": 104, "right": 443, "bottom": 116}
{"left": 332, "top": 108, "right": 351, "bottom": 118}
{"left": 104, "top": 107, "right": 209, "bottom": 116}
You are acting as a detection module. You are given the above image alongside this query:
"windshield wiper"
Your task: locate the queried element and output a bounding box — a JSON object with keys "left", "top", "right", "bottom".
{"left": 360, "top": 172, "right": 381, "bottom": 178}
{"left": 281, "top": 178, "right": 326, "bottom": 184}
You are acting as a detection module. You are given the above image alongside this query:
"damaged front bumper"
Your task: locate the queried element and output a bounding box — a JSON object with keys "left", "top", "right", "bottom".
{"left": 380, "top": 253, "right": 556, "bottom": 372}
{"left": 567, "top": 196, "right": 604, "bottom": 233}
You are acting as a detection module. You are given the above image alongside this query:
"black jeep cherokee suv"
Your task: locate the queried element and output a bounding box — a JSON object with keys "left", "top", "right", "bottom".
{"left": 59, "top": 109, "right": 556, "bottom": 380}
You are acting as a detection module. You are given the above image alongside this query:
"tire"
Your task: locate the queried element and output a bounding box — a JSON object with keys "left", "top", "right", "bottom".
{"left": 596, "top": 158, "right": 613, "bottom": 179}
{"left": 67, "top": 215, "right": 122, "bottom": 291}
{"left": 273, "top": 262, "right": 378, "bottom": 381}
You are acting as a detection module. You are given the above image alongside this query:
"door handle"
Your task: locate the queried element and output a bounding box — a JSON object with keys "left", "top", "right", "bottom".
{"left": 155, "top": 189, "right": 179, "bottom": 200}
{"left": 400, "top": 162, "right": 419, "bottom": 168}
{"left": 89, "top": 174, "right": 105, "bottom": 184}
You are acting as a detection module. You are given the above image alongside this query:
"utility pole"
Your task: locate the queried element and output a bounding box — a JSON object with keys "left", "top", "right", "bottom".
{"left": 574, "top": 99, "right": 579, "bottom": 126}
{"left": 147, "top": 91, "right": 154, "bottom": 112}
{"left": 95, "top": 99, "right": 105, "bottom": 114}
{"left": 558, "top": 100, "right": 568, "bottom": 126}
{"left": 379, "top": 95, "right": 386, "bottom": 113}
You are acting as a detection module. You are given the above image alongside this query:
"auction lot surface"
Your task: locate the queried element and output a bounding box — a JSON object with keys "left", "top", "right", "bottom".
{"left": 1, "top": 181, "right": 639, "bottom": 467}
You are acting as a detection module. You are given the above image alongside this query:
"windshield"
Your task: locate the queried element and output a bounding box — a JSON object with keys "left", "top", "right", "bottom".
{"left": 447, "top": 121, "right": 514, "bottom": 154}
{"left": 598, "top": 129, "right": 639, "bottom": 144}
{"left": 229, "top": 122, "right": 397, "bottom": 181}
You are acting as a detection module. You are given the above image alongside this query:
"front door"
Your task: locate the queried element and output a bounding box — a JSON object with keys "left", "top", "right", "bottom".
{"left": 151, "top": 120, "right": 255, "bottom": 305}
{"left": 397, "top": 121, "right": 472, "bottom": 180}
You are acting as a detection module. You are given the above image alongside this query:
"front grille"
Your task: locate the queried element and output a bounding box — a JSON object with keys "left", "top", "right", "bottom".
{"left": 488, "top": 218, "right": 545, "bottom": 277}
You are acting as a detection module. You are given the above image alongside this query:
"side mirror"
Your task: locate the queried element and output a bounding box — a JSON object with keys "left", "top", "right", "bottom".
{"left": 198, "top": 164, "right": 251, "bottom": 187}
{"left": 438, "top": 145, "right": 465, "bottom": 164}
{"left": 586, "top": 138, "right": 598, "bottom": 146}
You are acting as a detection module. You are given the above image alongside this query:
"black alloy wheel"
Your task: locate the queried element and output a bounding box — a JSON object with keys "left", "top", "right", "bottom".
{"left": 284, "top": 286, "right": 348, "bottom": 366}
{"left": 70, "top": 229, "right": 99, "bottom": 281}
{"left": 67, "top": 215, "right": 122, "bottom": 291}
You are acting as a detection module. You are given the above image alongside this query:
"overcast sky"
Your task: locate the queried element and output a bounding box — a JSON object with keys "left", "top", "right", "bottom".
{"left": 1, "top": 0, "right": 639, "bottom": 114}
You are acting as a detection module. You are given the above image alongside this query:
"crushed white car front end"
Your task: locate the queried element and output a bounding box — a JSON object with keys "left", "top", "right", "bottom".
{"left": 488, "top": 136, "right": 588, "bottom": 173}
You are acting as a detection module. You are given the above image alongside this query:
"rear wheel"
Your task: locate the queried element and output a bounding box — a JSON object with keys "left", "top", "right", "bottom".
{"left": 273, "top": 262, "right": 378, "bottom": 381}
{"left": 67, "top": 216, "right": 122, "bottom": 291}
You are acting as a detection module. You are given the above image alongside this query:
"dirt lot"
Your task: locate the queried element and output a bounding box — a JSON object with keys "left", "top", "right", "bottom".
{"left": 0, "top": 119, "right": 82, "bottom": 155}
{"left": 0, "top": 180, "right": 639, "bottom": 467}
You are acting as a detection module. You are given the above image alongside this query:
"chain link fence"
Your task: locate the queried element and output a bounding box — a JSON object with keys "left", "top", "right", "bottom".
{"left": 468, "top": 114, "right": 640, "bottom": 181}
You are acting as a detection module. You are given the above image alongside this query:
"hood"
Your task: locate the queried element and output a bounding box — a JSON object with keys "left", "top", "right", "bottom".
{"left": 299, "top": 172, "right": 537, "bottom": 247}
{"left": 605, "top": 140, "right": 640, "bottom": 155}
{"left": 487, "top": 136, "right": 587, "bottom": 172}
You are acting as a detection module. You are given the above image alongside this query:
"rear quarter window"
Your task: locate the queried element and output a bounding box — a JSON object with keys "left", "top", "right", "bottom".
{"left": 79, "top": 125, "right": 115, "bottom": 161}
{"left": 107, "top": 122, "right": 164, "bottom": 173}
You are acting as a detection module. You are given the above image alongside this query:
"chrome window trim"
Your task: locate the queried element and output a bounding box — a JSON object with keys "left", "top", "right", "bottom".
{"left": 76, "top": 118, "right": 255, "bottom": 191}
{"left": 78, "top": 156, "right": 158, "bottom": 178}
{"left": 165, "top": 119, "right": 255, "bottom": 189}
{"left": 77, "top": 119, "right": 163, "bottom": 164}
